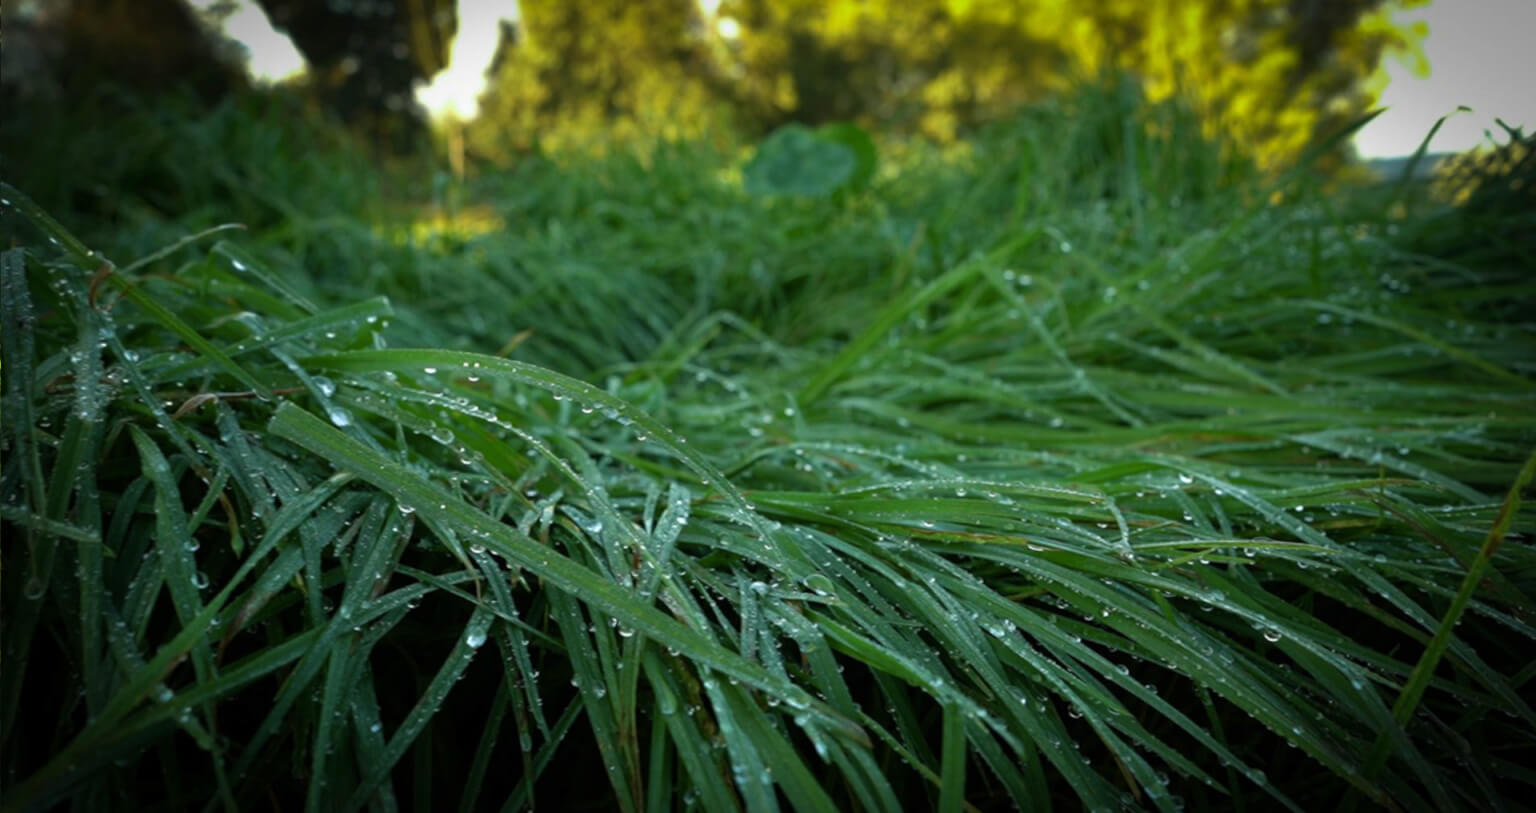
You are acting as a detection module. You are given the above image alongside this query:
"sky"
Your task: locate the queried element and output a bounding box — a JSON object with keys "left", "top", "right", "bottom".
{"left": 191, "top": 0, "right": 1532, "bottom": 159}
{"left": 1353, "top": 0, "right": 1534, "bottom": 158}
{"left": 186, "top": 0, "right": 305, "bottom": 83}
{"left": 415, "top": 3, "right": 519, "bottom": 119}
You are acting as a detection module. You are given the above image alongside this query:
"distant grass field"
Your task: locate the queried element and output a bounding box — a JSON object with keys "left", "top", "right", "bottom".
{"left": 2, "top": 83, "right": 1534, "bottom": 812}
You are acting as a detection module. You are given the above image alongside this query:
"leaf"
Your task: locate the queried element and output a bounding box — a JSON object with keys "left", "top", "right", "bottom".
{"left": 744, "top": 124, "right": 858, "bottom": 199}
{"left": 816, "top": 122, "right": 879, "bottom": 191}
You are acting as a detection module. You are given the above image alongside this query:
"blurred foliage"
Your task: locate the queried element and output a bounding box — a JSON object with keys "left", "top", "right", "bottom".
{"left": 1432, "top": 124, "right": 1533, "bottom": 207}
{"left": 251, "top": 0, "right": 459, "bottom": 152}
{"left": 465, "top": 0, "right": 734, "bottom": 159}
{"left": 468, "top": 0, "right": 1427, "bottom": 171}
{"left": 722, "top": 0, "right": 1428, "bottom": 167}
{"left": 3, "top": 0, "right": 459, "bottom": 155}
{"left": 9, "top": 0, "right": 1427, "bottom": 171}
{"left": 1414, "top": 126, "right": 1535, "bottom": 298}
{"left": 741, "top": 123, "right": 878, "bottom": 198}
{"left": 2, "top": 0, "right": 248, "bottom": 102}
{"left": 718, "top": 0, "right": 1058, "bottom": 139}
{"left": 1103, "top": 0, "right": 1428, "bottom": 171}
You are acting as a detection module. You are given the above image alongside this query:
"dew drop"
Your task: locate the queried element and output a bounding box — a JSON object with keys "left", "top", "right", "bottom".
{"left": 804, "top": 574, "right": 835, "bottom": 596}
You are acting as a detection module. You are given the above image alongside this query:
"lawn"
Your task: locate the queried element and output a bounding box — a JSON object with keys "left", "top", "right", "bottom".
{"left": 2, "top": 84, "right": 1534, "bottom": 811}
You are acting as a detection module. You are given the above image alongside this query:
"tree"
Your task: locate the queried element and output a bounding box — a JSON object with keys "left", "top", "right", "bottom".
{"left": 1023, "top": 0, "right": 1428, "bottom": 169}
{"left": 467, "top": 0, "right": 729, "bottom": 158}
{"left": 719, "top": 0, "right": 1061, "bottom": 139}
{"left": 6, "top": 0, "right": 248, "bottom": 102}
{"left": 715, "top": 0, "right": 1425, "bottom": 167}
{"left": 254, "top": 0, "right": 458, "bottom": 151}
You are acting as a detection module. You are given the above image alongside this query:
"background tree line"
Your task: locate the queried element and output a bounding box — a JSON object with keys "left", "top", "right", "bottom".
{"left": 7, "top": 0, "right": 1427, "bottom": 169}
{"left": 469, "top": 0, "right": 1427, "bottom": 170}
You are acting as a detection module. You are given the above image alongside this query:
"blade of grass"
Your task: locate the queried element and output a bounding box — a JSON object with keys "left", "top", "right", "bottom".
{"left": 344, "top": 606, "right": 496, "bottom": 812}
{"left": 798, "top": 230, "right": 1038, "bottom": 405}
{"left": 267, "top": 402, "right": 855, "bottom": 729}
{"left": 938, "top": 702, "right": 967, "bottom": 813}
{"left": 1363, "top": 443, "right": 1536, "bottom": 784}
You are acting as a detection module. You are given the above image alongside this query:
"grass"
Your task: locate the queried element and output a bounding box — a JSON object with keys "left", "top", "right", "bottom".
{"left": 2, "top": 82, "right": 1534, "bottom": 812}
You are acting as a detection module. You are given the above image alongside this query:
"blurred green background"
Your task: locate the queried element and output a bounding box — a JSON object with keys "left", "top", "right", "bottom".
{"left": 2, "top": 0, "right": 1435, "bottom": 169}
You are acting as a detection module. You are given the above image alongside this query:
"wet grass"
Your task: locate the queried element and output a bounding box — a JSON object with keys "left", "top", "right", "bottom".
{"left": 2, "top": 85, "right": 1534, "bottom": 812}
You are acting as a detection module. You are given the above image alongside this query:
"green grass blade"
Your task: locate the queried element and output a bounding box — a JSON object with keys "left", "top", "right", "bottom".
{"left": 798, "top": 231, "right": 1038, "bottom": 405}
{"left": 938, "top": 702, "right": 967, "bottom": 813}
{"left": 1364, "top": 443, "right": 1536, "bottom": 783}
{"left": 267, "top": 403, "right": 855, "bottom": 723}
{"left": 344, "top": 606, "right": 496, "bottom": 812}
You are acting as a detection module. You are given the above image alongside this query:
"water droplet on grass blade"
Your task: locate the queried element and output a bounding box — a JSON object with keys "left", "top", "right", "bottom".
{"left": 804, "top": 574, "right": 835, "bottom": 596}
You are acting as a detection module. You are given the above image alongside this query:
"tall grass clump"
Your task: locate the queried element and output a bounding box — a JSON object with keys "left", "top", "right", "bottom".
{"left": 2, "top": 82, "right": 1534, "bottom": 812}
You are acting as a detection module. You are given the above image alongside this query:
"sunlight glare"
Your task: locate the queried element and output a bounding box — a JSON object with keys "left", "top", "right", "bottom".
{"left": 187, "top": 0, "right": 305, "bottom": 83}
{"left": 416, "top": 1, "right": 521, "bottom": 121}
